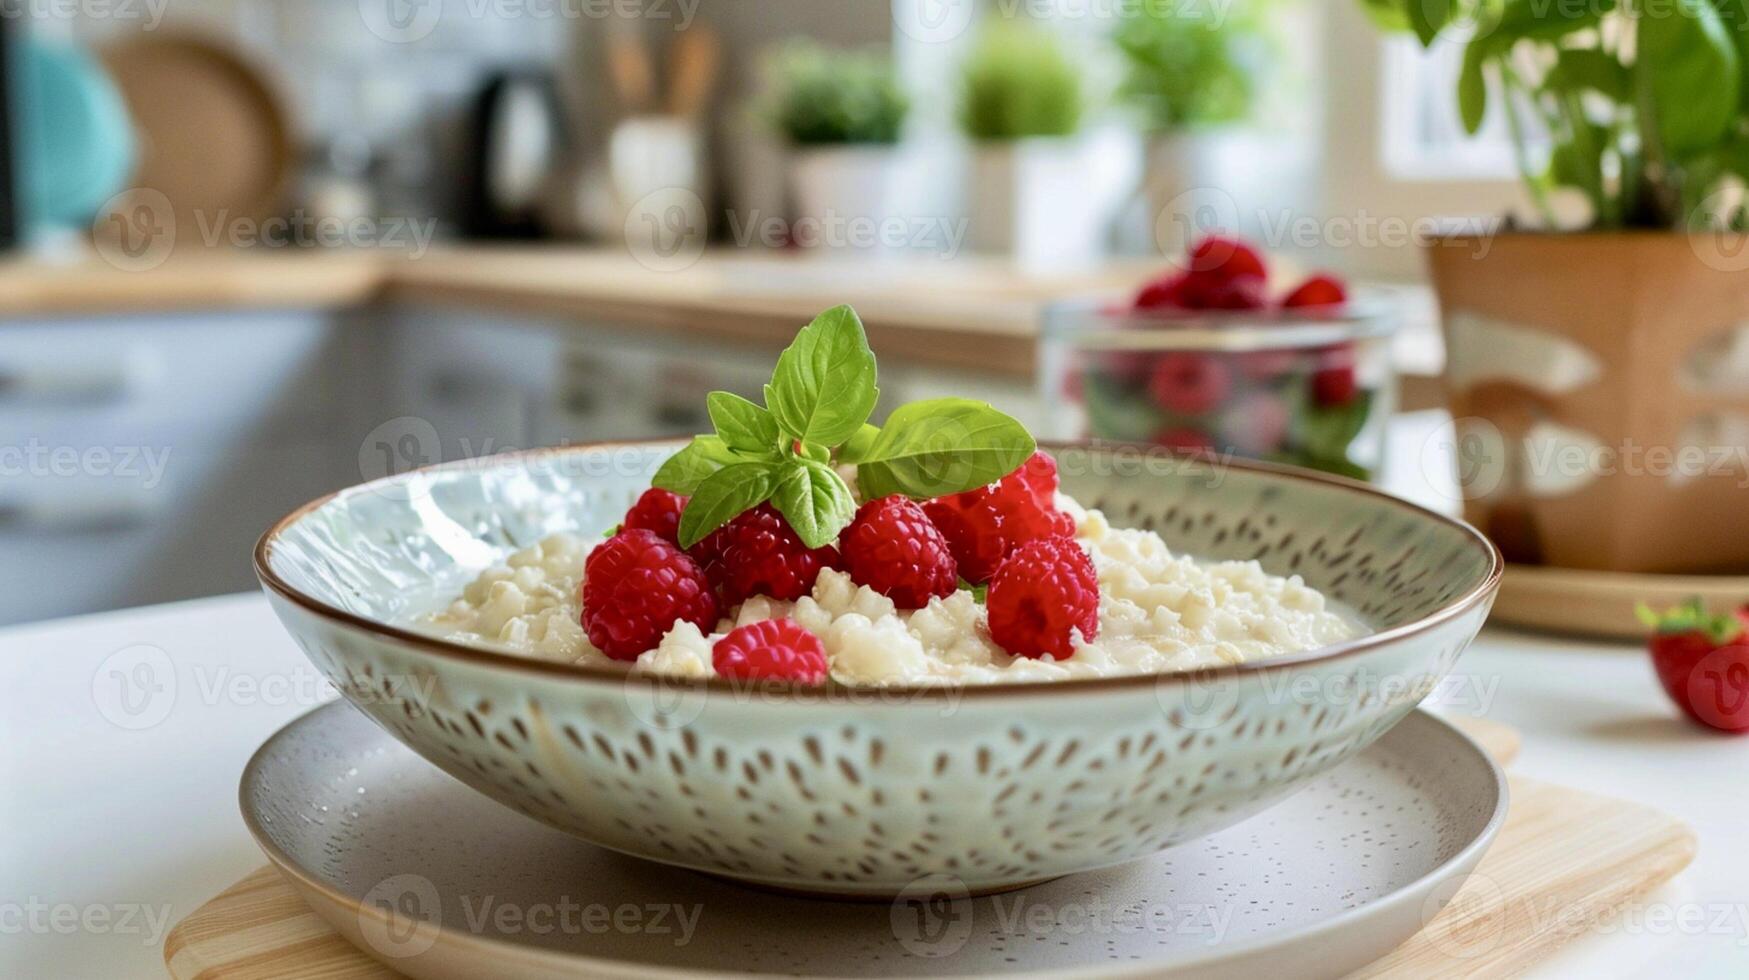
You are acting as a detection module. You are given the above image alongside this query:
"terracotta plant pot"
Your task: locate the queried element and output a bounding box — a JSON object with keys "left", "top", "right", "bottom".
{"left": 1428, "top": 233, "right": 1749, "bottom": 574}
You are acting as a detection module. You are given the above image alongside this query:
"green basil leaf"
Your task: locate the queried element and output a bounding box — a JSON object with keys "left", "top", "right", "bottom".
{"left": 770, "top": 457, "right": 856, "bottom": 549}
{"left": 1639, "top": 0, "right": 1739, "bottom": 160}
{"left": 1356, "top": 0, "right": 1411, "bottom": 32}
{"left": 1456, "top": 42, "right": 1489, "bottom": 135}
{"left": 1487, "top": 0, "right": 1612, "bottom": 43}
{"left": 707, "top": 391, "right": 781, "bottom": 454}
{"left": 837, "top": 423, "right": 881, "bottom": 464}
{"left": 677, "top": 461, "right": 780, "bottom": 548}
{"left": 1408, "top": 0, "right": 1451, "bottom": 46}
{"left": 1715, "top": 0, "right": 1749, "bottom": 108}
{"left": 799, "top": 441, "right": 831, "bottom": 463}
{"left": 653, "top": 435, "right": 739, "bottom": 494}
{"left": 765, "top": 305, "right": 880, "bottom": 447}
{"left": 1298, "top": 390, "right": 1374, "bottom": 463}
{"left": 1543, "top": 49, "right": 1630, "bottom": 101}
{"left": 855, "top": 398, "right": 1036, "bottom": 500}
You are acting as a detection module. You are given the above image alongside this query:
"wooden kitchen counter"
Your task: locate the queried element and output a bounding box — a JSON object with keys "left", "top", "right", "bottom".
{"left": 0, "top": 246, "right": 1441, "bottom": 397}
{"left": 0, "top": 247, "right": 1147, "bottom": 377}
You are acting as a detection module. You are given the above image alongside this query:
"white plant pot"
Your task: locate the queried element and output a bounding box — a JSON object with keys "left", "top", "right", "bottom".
{"left": 1139, "top": 129, "right": 1315, "bottom": 256}
{"left": 787, "top": 145, "right": 906, "bottom": 253}
{"left": 965, "top": 133, "right": 1137, "bottom": 271}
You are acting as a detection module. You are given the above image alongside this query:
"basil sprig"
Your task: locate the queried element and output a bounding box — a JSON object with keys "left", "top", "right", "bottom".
{"left": 654, "top": 304, "right": 1035, "bottom": 550}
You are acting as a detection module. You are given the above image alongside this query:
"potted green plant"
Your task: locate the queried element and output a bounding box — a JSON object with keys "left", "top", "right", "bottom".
{"left": 959, "top": 22, "right": 1126, "bottom": 268}
{"left": 766, "top": 41, "right": 910, "bottom": 251}
{"left": 1113, "top": 1, "right": 1277, "bottom": 252}
{"left": 1363, "top": 0, "right": 1749, "bottom": 574}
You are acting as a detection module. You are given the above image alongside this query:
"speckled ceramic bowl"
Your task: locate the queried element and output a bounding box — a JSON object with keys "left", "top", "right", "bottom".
{"left": 254, "top": 441, "right": 1500, "bottom": 899}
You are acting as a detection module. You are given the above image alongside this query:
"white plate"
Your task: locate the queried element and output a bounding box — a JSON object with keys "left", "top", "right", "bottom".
{"left": 241, "top": 703, "right": 1506, "bottom": 979}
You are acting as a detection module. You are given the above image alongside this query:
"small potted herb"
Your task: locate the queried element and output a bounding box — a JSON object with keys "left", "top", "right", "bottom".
{"left": 1363, "top": 1, "right": 1749, "bottom": 574}
{"left": 1113, "top": 0, "right": 1275, "bottom": 251}
{"left": 959, "top": 22, "right": 1123, "bottom": 269}
{"left": 766, "top": 41, "right": 910, "bottom": 251}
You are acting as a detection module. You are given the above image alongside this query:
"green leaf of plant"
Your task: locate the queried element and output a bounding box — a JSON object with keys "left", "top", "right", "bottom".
{"left": 1297, "top": 390, "right": 1374, "bottom": 464}
{"left": 1544, "top": 49, "right": 1630, "bottom": 101}
{"left": 677, "top": 461, "right": 780, "bottom": 548}
{"left": 770, "top": 457, "right": 856, "bottom": 549}
{"left": 1356, "top": 0, "right": 1412, "bottom": 33}
{"left": 837, "top": 423, "right": 881, "bottom": 464}
{"left": 1407, "top": 0, "right": 1452, "bottom": 46}
{"left": 799, "top": 441, "right": 831, "bottom": 463}
{"left": 707, "top": 391, "right": 781, "bottom": 455}
{"left": 1456, "top": 42, "right": 1489, "bottom": 134}
{"left": 1714, "top": 0, "right": 1749, "bottom": 109}
{"left": 1639, "top": 0, "right": 1740, "bottom": 160}
{"left": 765, "top": 305, "right": 880, "bottom": 447}
{"left": 653, "top": 435, "right": 740, "bottom": 494}
{"left": 855, "top": 398, "right": 1036, "bottom": 500}
{"left": 1488, "top": 0, "right": 1612, "bottom": 43}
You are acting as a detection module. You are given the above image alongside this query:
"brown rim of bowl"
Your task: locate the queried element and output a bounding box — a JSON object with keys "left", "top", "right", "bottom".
{"left": 253, "top": 439, "right": 1503, "bottom": 701}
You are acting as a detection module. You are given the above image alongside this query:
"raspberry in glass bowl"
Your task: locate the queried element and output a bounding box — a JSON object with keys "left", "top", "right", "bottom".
{"left": 1042, "top": 281, "right": 1398, "bottom": 481}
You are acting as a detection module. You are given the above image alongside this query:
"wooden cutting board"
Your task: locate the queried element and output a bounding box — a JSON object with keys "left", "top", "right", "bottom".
{"left": 164, "top": 718, "right": 1695, "bottom": 979}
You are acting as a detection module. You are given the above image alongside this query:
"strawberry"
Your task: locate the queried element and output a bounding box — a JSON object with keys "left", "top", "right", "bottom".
{"left": 1639, "top": 600, "right": 1749, "bottom": 733}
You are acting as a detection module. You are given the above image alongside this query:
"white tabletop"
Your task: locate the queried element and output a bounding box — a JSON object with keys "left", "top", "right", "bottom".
{"left": 4, "top": 591, "right": 1746, "bottom": 978}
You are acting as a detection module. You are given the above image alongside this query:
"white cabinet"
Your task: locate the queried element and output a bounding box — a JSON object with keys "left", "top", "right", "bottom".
{"left": 0, "top": 304, "right": 1041, "bottom": 626}
{"left": 0, "top": 312, "right": 375, "bottom": 625}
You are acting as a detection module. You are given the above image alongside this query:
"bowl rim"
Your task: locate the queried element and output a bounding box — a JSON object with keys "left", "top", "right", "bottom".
{"left": 1041, "top": 293, "right": 1400, "bottom": 352}
{"left": 253, "top": 439, "right": 1503, "bottom": 700}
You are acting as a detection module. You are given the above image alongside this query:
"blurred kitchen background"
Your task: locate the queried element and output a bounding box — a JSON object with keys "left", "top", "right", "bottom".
{"left": 0, "top": 0, "right": 1540, "bottom": 625}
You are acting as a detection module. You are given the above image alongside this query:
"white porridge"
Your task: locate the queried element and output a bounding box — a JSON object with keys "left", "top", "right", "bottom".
{"left": 421, "top": 494, "right": 1363, "bottom": 685}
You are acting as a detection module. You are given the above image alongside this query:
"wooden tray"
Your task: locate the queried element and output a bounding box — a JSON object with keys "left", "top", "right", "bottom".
{"left": 164, "top": 718, "right": 1695, "bottom": 979}
{"left": 1493, "top": 562, "right": 1749, "bottom": 640}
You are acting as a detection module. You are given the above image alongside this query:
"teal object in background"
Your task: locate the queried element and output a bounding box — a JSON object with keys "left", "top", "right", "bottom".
{"left": 14, "top": 37, "right": 135, "bottom": 231}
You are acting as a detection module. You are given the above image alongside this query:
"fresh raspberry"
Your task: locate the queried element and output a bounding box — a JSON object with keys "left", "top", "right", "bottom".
{"left": 1134, "top": 271, "right": 1191, "bottom": 310}
{"left": 1153, "top": 426, "right": 1215, "bottom": 454}
{"left": 1187, "top": 273, "right": 1268, "bottom": 310}
{"left": 1014, "top": 450, "right": 1060, "bottom": 509}
{"left": 840, "top": 496, "right": 958, "bottom": 608}
{"left": 622, "top": 488, "right": 686, "bottom": 544}
{"left": 987, "top": 536, "right": 1099, "bottom": 660}
{"left": 1186, "top": 235, "right": 1268, "bottom": 281}
{"left": 1311, "top": 344, "right": 1358, "bottom": 407}
{"left": 1134, "top": 269, "right": 1265, "bottom": 312}
{"left": 582, "top": 529, "right": 718, "bottom": 661}
{"left": 712, "top": 619, "right": 829, "bottom": 684}
{"left": 1222, "top": 392, "right": 1291, "bottom": 455}
{"left": 690, "top": 503, "right": 839, "bottom": 604}
{"left": 1312, "top": 366, "right": 1357, "bottom": 406}
{"left": 924, "top": 456, "right": 1077, "bottom": 585}
{"left": 1148, "top": 352, "right": 1231, "bottom": 414}
{"left": 1281, "top": 273, "right": 1347, "bottom": 308}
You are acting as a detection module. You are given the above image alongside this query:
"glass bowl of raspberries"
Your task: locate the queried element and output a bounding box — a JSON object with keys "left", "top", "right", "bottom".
{"left": 1042, "top": 236, "right": 1398, "bottom": 481}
